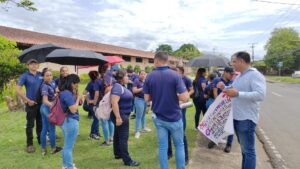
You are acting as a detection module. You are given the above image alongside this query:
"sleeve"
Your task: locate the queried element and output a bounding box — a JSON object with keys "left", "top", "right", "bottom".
{"left": 17, "top": 73, "right": 26, "bottom": 86}
{"left": 63, "top": 92, "right": 76, "bottom": 107}
{"left": 133, "top": 79, "right": 139, "bottom": 88}
{"left": 111, "top": 84, "right": 123, "bottom": 96}
{"left": 238, "top": 72, "right": 266, "bottom": 102}
{"left": 104, "top": 73, "right": 112, "bottom": 85}
{"left": 143, "top": 76, "right": 150, "bottom": 94}
{"left": 176, "top": 75, "right": 187, "bottom": 94}
{"left": 212, "top": 78, "right": 219, "bottom": 89}
{"left": 186, "top": 77, "right": 193, "bottom": 89}
{"left": 85, "top": 82, "right": 91, "bottom": 92}
{"left": 41, "top": 84, "right": 49, "bottom": 96}
{"left": 93, "top": 81, "right": 100, "bottom": 91}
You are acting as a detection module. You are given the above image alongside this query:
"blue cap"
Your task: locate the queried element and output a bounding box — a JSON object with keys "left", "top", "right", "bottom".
{"left": 111, "top": 64, "right": 121, "bottom": 71}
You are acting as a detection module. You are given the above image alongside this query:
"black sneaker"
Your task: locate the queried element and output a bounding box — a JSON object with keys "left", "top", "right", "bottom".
{"left": 51, "top": 146, "right": 62, "bottom": 154}
{"left": 125, "top": 160, "right": 140, "bottom": 167}
{"left": 99, "top": 141, "right": 110, "bottom": 146}
{"left": 224, "top": 144, "right": 231, "bottom": 153}
{"left": 130, "top": 114, "right": 136, "bottom": 119}
{"left": 114, "top": 155, "right": 122, "bottom": 159}
{"left": 208, "top": 141, "right": 216, "bottom": 149}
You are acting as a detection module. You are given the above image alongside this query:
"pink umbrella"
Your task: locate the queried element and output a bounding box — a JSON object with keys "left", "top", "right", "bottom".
{"left": 106, "top": 56, "right": 124, "bottom": 64}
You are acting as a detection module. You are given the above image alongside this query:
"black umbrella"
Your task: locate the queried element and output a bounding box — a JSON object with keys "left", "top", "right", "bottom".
{"left": 18, "top": 43, "right": 65, "bottom": 63}
{"left": 45, "top": 49, "right": 107, "bottom": 65}
{"left": 187, "top": 53, "right": 230, "bottom": 67}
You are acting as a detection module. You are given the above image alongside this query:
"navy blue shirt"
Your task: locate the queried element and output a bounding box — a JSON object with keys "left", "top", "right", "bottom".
{"left": 194, "top": 76, "right": 207, "bottom": 98}
{"left": 204, "top": 82, "right": 214, "bottom": 99}
{"left": 18, "top": 71, "right": 43, "bottom": 102}
{"left": 104, "top": 70, "right": 116, "bottom": 86}
{"left": 212, "top": 77, "right": 233, "bottom": 95}
{"left": 54, "top": 78, "right": 60, "bottom": 87}
{"left": 60, "top": 90, "right": 79, "bottom": 121}
{"left": 133, "top": 78, "right": 144, "bottom": 99}
{"left": 182, "top": 75, "right": 192, "bottom": 90}
{"left": 143, "top": 66, "right": 187, "bottom": 122}
{"left": 111, "top": 83, "right": 133, "bottom": 114}
{"left": 85, "top": 80, "right": 100, "bottom": 100}
{"left": 96, "top": 79, "right": 105, "bottom": 102}
{"left": 127, "top": 74, "right": 139, "bottom": 92}
{"left": 41, "top": 80, "right": 56, "bottom": 102}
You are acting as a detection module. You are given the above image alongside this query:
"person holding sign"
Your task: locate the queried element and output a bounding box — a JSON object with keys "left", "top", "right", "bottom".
{"left": 224, "top": 52, "right": 266, "bottom": 169}
{"left": 207, "top": 67, "right": 235, "bottom": 153}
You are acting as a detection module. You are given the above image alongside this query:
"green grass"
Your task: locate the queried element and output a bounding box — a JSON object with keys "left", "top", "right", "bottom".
{"left": 266, "top": 75, "right": 300, "bottom": 83}
{"left": 0, "top": 84, "right": 198, "bottom": 169}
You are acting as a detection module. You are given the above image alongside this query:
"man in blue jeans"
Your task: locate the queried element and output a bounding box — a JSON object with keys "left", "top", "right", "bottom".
{"left": 144, "top": 51, "right": 189, "bottom": 169}
{"left": 224, "top": 51, "right": 266, "bottom": 169}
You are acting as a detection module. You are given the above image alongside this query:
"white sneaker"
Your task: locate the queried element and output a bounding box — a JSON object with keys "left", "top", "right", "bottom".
{"left": 141, "top": 128, "right": 152, "bottom": 133}
{"left": 219, "top": 138, "right": 227, "bottom": 144}
{"left": 135, "top": 132, "right": 140, "bottom": 139}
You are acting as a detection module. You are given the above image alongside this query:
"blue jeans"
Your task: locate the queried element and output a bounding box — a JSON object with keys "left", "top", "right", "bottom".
{"left": 227, "top": 134, "right": 234, "bottom": 146}
{"left": 89, "top": 104, "right": 99, "bottom": 135}
{"left": 134, "top": 97, "right": 147, "bottom": 133}
{"left": 153, "top": 117, "right": 185, "bottom": 169}
{"left": 40, "top": 104, "right": 56, "bottom": 149}
{"left": 62, "top": 118, "right": 79, "bottom": 169}
{"left": 234, "top": 120, "right": 256, "bottom": 169}
{"left": 101, "top": 119, "right": 114, "bottom": 142}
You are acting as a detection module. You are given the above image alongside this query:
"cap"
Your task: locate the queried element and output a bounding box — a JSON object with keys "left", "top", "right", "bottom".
{"left": 111, "top": 64, "right": 121, "bottom": 71}
{"left": 224, "top": 67, "right": 235, "bottom": 75}
{"left": 26, "top": 59, "right": 38, "bottom": 65}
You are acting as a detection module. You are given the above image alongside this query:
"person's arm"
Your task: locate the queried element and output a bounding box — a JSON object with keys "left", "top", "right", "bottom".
{"left": 144, "top": 94, "right": 151, "bottom": 102}
{"left": 42, "top": 95, "right": 52, "bottom": 107}
{"left": 68, "top": 94, "right": 81, "bottom": 114}
{"left": 213, "top": 88, "right": 218, "bottom": 99}
{"left": 178, "top": 91, "right": 189, "bottom": 102}
{"left": 132, "top": 87, "right": 143, "bottom": 94}
{"left": 201, "top": 82, "right": 206, "bottom": 91}
{"left": 188, "top": 86, "right": 194, "bottom": 97}
{"left": 16, "top": 85, "right": 36, "bottom": 106}
{"left": 111, "top": 95, "right": 123, "bottom": 126}
{"left": 224, "top": 73, "right": 266, "bottom": 101}
{"left": 82, "top": 90, "right": 90, "bottom": 103}
{"left": 177, "top": 76, "right": 189, "bottom": 102}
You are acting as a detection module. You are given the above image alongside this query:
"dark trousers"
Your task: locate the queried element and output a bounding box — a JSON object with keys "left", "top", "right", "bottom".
{"left": 193, "top": 97, "right": 207, "bottom": 128}
{"left": 111, "top": 113, "right": 132, "bottom": 165}
{"left": 168, "top": 108, "right": 189, "bottom": 162}
{"left": 25, "top": 104, "right": 42, "bottom": 146}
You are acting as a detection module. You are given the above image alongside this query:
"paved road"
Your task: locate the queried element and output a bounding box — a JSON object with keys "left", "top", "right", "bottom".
{"left": 259, "top": 82, "right": 300, "bottom": 169}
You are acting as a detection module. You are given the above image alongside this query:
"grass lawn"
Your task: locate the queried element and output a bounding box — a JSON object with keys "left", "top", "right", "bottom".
{"left": 266, "top": 75, "right": 300, "bottom": 83}
{"left": 0, "top": 83, "right": 198, "bottom": 169}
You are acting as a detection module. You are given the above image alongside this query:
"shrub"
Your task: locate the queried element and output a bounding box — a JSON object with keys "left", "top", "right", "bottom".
{"left": 133, "top": 65, "right": 141, "bottom": 73}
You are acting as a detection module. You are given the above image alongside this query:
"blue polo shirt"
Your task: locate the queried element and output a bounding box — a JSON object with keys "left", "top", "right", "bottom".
{"left": 127, "top": 74, "right": 139, "bottom": 92}
{"left": 204, "top": 82, "right": 214, "bottom": 99}
{"left": 54, "top": 78, "right": 60, "bottom": 87}
{"left": 182, "top": 75, "right": 192, "bottom": 90}
{"left": 60, "top": 90, "right": 79, "bottom": 121}
{"left": 85, "top": 80, "right": 100, "bottom": 100}
{"left": 212, "top": 77, "right": 233, "bottom": 95}
{"left": 143, "top": 66, "right": 187, "bottom": 122}
{"left": 96, "top": 79, "right": 105, "bottom": 101}
{"left": 18, "top": 71, "right": 43, "bottom": 102}
{"left": 41, "top": 80, "right": 56, "bottom": 102}
{"left": 133, "top": 78, "right": 144, "bottom": 99}
{"left": 111, "top": 83, "right": 133, "bottom": 114}
{"left": 194, "top": 76, "right": 207, "bottom": 99}
{"left": 104, "top": 70, "right": 116, "bottom": 86}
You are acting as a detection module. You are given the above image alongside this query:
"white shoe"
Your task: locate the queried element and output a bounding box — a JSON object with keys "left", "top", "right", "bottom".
{"left": 141, "top": 128, "right": 152, "bottom": 133}
{"left": 135, "top": 132, "right": 140, "bottom": 139}
{"left": 219, "top": 138, "right": 227, "bottom": 144}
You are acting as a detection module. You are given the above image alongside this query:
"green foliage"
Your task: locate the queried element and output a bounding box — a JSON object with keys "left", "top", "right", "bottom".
{"left": 79, "top": 73, "right": 90, "bottom": 83}
{"left": 145, "top": 65, "right": 153, "bottom": 73}
{"left": 133, "top": 65, "right": 141, "bottom": 73}
{"left": 127, "top": 64, "right": 133, "bottom": 70}
{"left": 0, "top": 36, "right": 26, "bottom": 98}
{"left": 156, "top": 44, "right": 173, "bottom": 55}
{"left": 0, "top": 0, "right": 37, "bottom": 11}
{"left": 264, "top": 27, "right": 300, "bottom": 73}
{"left": 173, "top": 44, "right": 202, "bottom": 60}
{"left": 252, "top": 60, "right": 267, "bottom": 74}
{"left": 52, "top": 70, "right": 60, "bottom": 79}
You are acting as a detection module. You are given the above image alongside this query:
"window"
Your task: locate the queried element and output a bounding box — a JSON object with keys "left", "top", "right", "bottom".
{"left": 136, "top": 57, "right": 143, "bottom": 63}
{"left": 122, "top": 56, "right": 131, "bottom": 62}
{"left": 149, "top": 59, "right": 154, "bottom": 63}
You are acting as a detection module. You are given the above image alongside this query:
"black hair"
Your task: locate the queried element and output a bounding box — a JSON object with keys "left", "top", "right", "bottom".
{"left": 176, "top": 66, "right": 185, "bottom": 74}
{"left": 154, "top": 51, "right": 169, "bottom": 63}
{"left": 61, "top": 74, "right": 80, "bottom": 92}
{"left": 233, "top": 51, "right": 251, "bottom": 64}
{"left": 41, "top": 68, "right": 51, "bottom": 77}
{"left": 88, "top": 71, "right": 99, "bottom": 81}
{"left": 193, "top": 68, "right": 206, "bottom": 85}
{"left": 208, "top": 73, "right": 217, "bottom": 81}
{"left": 114, "top": 70, "right": 126, "bottom": 83}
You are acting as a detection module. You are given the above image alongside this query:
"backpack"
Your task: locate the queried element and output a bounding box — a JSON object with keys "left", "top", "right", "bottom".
{"left": 95, "top": 84, "right": 124, "bottom": 120}
{"left": 48, "top": 95, "right": 66, "bottom": 126}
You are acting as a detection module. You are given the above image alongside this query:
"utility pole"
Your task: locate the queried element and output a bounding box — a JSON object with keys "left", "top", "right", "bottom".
{"left": 249, "top": 43, "right": 257, "bottom": 63}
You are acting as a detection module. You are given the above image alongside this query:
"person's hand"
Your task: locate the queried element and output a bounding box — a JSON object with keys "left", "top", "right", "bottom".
{"left": 88, "top": 100, "right": 94, "bottom": 104}
{"left": 116, "top": 117, "right": 123, "bottom": 126}
{"left": 27, "top": 100, "right": 37, "bottom": 106}
{"left": 223, "top": 88, "right": 239, "bottom": 97}
{"left": 217, "top": 81, "right": 225, "bottom": 90}
{"left": 93, "top": 105, "right": 97, "bottom": 112}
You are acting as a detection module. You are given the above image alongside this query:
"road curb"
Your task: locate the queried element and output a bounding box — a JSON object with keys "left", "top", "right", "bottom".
{"left": 256, "top": 126, "right": 289, "bottom": 169}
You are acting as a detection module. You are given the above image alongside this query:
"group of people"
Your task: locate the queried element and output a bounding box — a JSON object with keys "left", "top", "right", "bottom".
{"left": 16, "top": 50, "right": 266, "bottom": 169}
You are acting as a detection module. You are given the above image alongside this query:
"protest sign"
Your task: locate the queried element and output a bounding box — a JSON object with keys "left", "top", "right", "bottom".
{"left": 198, "top": 92, "right": 234, "bottom": 144}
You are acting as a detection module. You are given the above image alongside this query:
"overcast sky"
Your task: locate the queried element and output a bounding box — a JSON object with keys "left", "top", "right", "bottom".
{"left": 1, "top": 0, "right": 300, "bottom": 60}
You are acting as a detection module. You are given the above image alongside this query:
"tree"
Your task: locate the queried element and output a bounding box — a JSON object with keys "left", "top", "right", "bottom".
{"left": 264, "top": 27, "right": 300, "bottom": 73}
{"left": 0, "top": 0, "right": 37, "bottom": 11}
{"left": 156, "top": 44, "right": 173, "bottom": 55}
{"left": 0, "top": 35, "right": 26, "bottom": 97}
{"left": 173, "top": 44, "right": 203, "bottom": 60}
{"left": 127, "top": 64, "right": 133, "bottom": 70}
{"left": 133, "top": 65, "right": 141, "bottom": 73}
{"left": 145, "top": 65, "right": 152, "bottom": 73}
